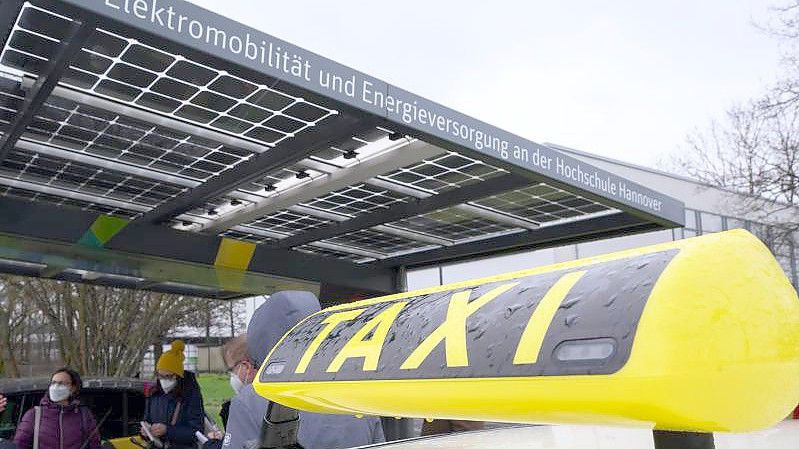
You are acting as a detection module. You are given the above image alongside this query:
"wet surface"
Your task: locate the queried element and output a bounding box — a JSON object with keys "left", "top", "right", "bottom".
{"left": 262, "top": 250, "right": 679, "bottom": 382}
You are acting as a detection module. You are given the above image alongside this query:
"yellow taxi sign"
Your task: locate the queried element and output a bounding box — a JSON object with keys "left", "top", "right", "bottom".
{"left": 254, "top": 230, "right": 799, "bottom": 432}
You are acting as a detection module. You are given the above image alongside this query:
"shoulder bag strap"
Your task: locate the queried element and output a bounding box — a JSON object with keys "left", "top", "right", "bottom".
{"left": 170, "top": 401, "right": 182, "bottom": 426}
{"left": 33, "top": 406, "right": 41, "bottom": 449}
{"left": 80, "top": 406, "right": 88, "bottom": 442}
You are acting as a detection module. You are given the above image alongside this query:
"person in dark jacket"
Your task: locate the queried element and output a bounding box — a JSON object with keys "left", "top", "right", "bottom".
{"left": 13, "top": 368, "right": 101, "bottom": 449}
{"left": 142, "top": 340, "right": 204, "bottom": 449}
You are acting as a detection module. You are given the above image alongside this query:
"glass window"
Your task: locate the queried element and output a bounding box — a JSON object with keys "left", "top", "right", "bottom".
{"left": 700, "top": 212, "right": 723, "bottom": 233}
{"left": 684, "top": 209, "right": 697, "bottom": 230}
{"left": 726, "top": 217, "right": 747, "bottom": 230}
{"left": 406, "top": 267, "right": 441, "bottom": 289}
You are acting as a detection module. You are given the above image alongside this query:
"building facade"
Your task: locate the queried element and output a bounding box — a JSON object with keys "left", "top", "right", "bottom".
{"left": 408, "top": 145, "right": 799, "bottom": 290}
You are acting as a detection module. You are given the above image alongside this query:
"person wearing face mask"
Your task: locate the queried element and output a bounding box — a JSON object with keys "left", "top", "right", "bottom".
{"left": 222, "top": 336, "right": 252, "bottom": 430}
{"left": 142, "top": 340, "right": 204, "bottom": 449}
{"left": 13, "top": 368, "right": 102, "bottom": 449}
{"left": 221, "top": 291, "right": 385, "bottom": 449}
{"left": 225, "top": 336, "right": 255, "bottom": 396}
{"left": 201, "top": 336, "right": 252, "bottom": 444}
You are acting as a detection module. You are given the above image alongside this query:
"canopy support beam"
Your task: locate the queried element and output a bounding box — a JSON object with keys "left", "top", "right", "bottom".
{"left": 375, "top": 212, "right": 658, "bottom": 268}
{"left": 276, "top": 174, "right": 530, "bottom": 249}
{"left": 0, "top": 17, "right": 95, "bottom": 163}
{"left": 202, "top": 140, "right": 443, "bottom": 233}
{"left": 138, "top": 114, "right": 382, "bottom": 224}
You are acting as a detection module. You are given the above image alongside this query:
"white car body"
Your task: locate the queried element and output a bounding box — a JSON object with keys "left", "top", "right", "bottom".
{"left": 368, "top": 420, "right": 799, "bottom": 449}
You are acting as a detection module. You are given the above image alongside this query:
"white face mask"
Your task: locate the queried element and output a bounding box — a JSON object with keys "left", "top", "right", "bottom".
{"left": 160, "top": 378, "right": 177, "bottom": 393}
{"left": 229, "top": 373, "right": 244, "bottom": 393}
{"left": 49, "top": 384, "right": 71, "bottom": 403}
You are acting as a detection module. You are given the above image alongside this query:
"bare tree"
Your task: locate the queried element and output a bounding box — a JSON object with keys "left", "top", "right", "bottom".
{"left": 670, "top": 99, "right": 799, "bottom": 227}
{"left": 1, "top": 277, "right": 228, "bottom": 378}
{"left": 667, "top": 1, "right": 799, "bottom": 235}
{"left": 754, "top": 2, "right": 799, "bottom": 110}
{"left": 0, "top": 276, "right": 27, "bottom": 377}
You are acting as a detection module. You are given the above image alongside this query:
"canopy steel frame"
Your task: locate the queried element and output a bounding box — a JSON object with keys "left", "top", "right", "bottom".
{"left": 299, "top": 159, "right": 541, "bottom": 230}
{"left": 16, "top": 84, "right": 512, "bottom": 244}
{"left": 138, "top": 114, "right": 383, "bottom": 224}
{"left": 0, "top": 17, "right": 96, "bottom": 163}
{"left": 286, "top": 204, "right": 453, "bottom": 248}
{"left": 0, "top": 195, "right": 398, "bottom": 294}
{"left": 0, "top": 0, "right": 686, "bottom": 301}
{"left": 375, "top": 212, "right": 659, "bottom": 268}
{"left": 231, "top": 224, "right": 386, "bottom": 260}
{"left": 203, "top": 140, "right": 443, "bottom": 233}
{"left": 275, "top": 174, "right": 531, "bottom": 249}
{"left": 0, "top": 173, "right": 149, "bottom": 213}
{"left": 365, "top": 177, "right": 541, "bottom": 230}
{"left": 16, "top": 0, "right": 685, "bottom": 226}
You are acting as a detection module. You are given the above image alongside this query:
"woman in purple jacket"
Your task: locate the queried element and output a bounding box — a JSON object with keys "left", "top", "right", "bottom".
{"left": 13, "top": 368, "right": 101, "bottom": 449}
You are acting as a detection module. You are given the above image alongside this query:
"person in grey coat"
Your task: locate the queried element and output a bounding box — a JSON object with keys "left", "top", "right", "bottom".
{"left": 222, "top": 291, "right": 384, "bottom": 449}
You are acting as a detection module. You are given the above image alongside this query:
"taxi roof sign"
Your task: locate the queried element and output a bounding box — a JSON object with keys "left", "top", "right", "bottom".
{"left": 0, "top": 0, "right": 682, "bottom": 299}
{"left": 254, "top": 230, "right": 799, "bottom": 433}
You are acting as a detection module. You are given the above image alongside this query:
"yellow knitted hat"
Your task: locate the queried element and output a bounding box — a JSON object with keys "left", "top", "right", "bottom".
{"left": 156, "top": 340, "right": 185, "bottom": 377}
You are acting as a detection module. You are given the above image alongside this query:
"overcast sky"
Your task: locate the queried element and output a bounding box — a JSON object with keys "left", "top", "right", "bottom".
{"left": 189, "top": 1, "right": 781, "bottom": 168}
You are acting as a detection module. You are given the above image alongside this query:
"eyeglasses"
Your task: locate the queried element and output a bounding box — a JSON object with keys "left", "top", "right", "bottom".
{"left": 227, "top": 360, "right": 248, "bottom": 375}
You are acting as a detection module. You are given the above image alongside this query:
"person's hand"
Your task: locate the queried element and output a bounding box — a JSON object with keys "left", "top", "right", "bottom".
{"left": 150, "top": 423, "right": 167, "bottom": 437}
{"left": 207, "top": 430, "right": 223, "bottom": 440}
{"left": 0, "top": 394, "right": 6, "bottom": 413}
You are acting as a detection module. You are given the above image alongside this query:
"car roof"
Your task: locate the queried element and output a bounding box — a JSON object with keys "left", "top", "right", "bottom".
{"left": 0, "top": 377, "right": 148, "bottom": 394}
{"left": 365, "top": 425, "right": 653, "bottom": 449}
{"left": 366, "top": 421, "right": 799, "bottom": 449}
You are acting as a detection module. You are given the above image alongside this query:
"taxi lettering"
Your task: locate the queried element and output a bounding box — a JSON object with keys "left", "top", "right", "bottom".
{"left": 262, "top": 249, "right": 677, "bottom": 382}
{"left": 294, "top": 271, "right": 587, "bottom": 374}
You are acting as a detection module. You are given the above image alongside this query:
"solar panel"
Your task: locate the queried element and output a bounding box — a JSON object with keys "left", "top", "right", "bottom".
{"left": 0, "top": 147, "right": 187, "bottom": 207}
{"left": 0, "top": 183, "right": 141, "bottom": 219}
{"left": 0, "top": 80, "right": 23, "bottom": 130}
{"left": 321, "top": 228, "right": 439, "bottom": 255}
{"left": 1, "top": 3, "right": 338, "bottom": 147}
{"left": 472, "top": 184, "right": 616, "bottom": 225}
{"left": 379, "top": 152, "right": 507, "bottom": 194}
{"left": 25, "top": 95, "right": 257, "bottom": 181}
{"left": 294, "top": 244, "right": 376, "bottom": 264}
{"left": 300, "top": 183, "right": 410, "bottom": 217}
{"left": 0, "top": 0, "right": 682, "bottom": 290}
{"left": 388, "top": 208, "right": 522, "bottom": 242}
{"left": 219, "top": 228, "right": 274, "bottom": 245}
{"left": 244, "top": 209, "right": 331, "bottom": 235}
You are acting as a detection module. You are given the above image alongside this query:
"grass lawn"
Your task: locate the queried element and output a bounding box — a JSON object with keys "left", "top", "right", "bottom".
{"left": 198, "top": 373, "right": 234, "bottom": 430}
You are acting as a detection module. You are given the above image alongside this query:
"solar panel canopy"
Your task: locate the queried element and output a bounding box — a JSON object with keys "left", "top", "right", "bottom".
{"left": 0, "top": 0, "right": 684, "bottom": 301}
